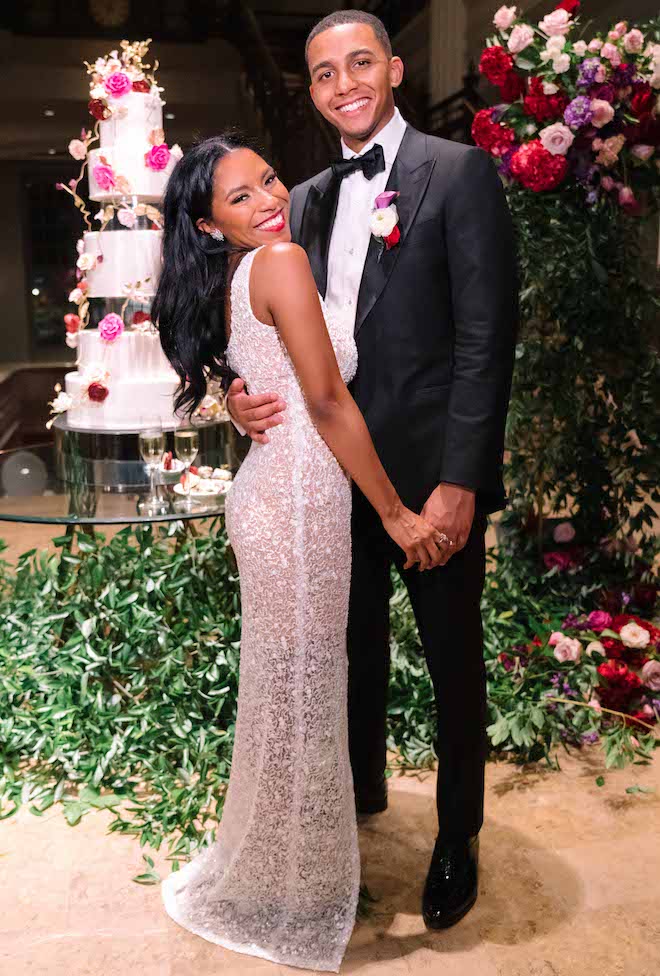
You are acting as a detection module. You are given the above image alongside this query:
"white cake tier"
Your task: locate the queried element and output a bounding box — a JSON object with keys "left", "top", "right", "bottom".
{"left": 99, "top": 91, "right": 164, "bottom": 151}
{"left": 83, "top": 230, "right": 162, "bottom": 298}
{"left": 64, "top": 371, "right": 181, "bottom": 430}
{"left": 88, "top": 145, "right": 174, "bottom": 202}
{"left": 77, "top": 328, "right": 175, "bottom": 380}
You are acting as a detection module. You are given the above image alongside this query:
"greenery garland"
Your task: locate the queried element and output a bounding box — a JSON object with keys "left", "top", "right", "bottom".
{"left": 0, "top": 520, "right": 655, "bottom": 880}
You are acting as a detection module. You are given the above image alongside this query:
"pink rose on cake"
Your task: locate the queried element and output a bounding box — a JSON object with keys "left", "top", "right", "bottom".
{"left": 104, "top": 71, "right": 132, "bottom": 98}
{"left": 145, "top": 144, "right": 171, "bottom": 172}
{"left": 68, "top": 139, "right": 87, "bottom": 161}
{"left": 93, "top": 163, "right": 116, "bottom": 192}
{"left": 98, "top": 312, "right": 124, "bottom": 343}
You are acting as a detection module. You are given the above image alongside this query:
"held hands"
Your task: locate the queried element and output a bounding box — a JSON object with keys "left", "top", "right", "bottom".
{"left": 226, "top": 377, "right": 286, "bottom": 445}
{"left": 381, "top": 502, "right": 447, "bottom": 572}
{"left": 420, "top": 482, "right": 476, "bottom": 567}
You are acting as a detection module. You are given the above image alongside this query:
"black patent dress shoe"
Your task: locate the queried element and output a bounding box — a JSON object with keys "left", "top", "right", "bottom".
{"left": 355, "top": 781, "right": 388, "bottom": 818}
{"left": 422, "top": 833, "right": 479, "bottom": 930}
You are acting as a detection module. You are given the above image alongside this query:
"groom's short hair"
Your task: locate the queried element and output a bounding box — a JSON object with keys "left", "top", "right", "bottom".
{"left": 305, "top": 11, "right": 393, "bottom": 67}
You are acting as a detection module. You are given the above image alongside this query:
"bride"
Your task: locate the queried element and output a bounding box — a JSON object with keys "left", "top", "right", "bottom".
{"left": 152, "top": 134, "right": 443, "bottom": 972}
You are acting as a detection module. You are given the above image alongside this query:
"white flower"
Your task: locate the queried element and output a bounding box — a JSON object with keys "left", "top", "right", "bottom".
{"left": 546, "top": 34, "right": 567, "bottom": 54}
{"left": 369, "top": 204, "right": 399, "bottom": 238}
{"left": 94, "top": 208, "right": 105, "bottom": 222}
{"left": 51, "top": 391, "right": 73, "bottom": 412}
{"left": 543, "top": 81, "right": 559, "bottom": 95}
{"left": 68, "top": 139, "right": 87, "bottom": 161}
{"left": 90, "top": 84, "right": 106, "bottom": 99}
{"left": 80, "top": 363, "right": 110, "bottom": 385}
{"left": 76, "top": 252, "right": 96, "bottom": 272}
{"left": 170, "top": 143, "right": 184, "bottom": 161}
{"left": 552, "top": 53, "right": 571, "bottom": 74}
{"left": 524, "top": 123, "right": 537, "bottom": 135}
{"left": 619, "top": 622, "right": 650, "bottom": 649}
{"left": 553, "top": 637, "right": 582, "bottom": 663}
{"left": 65, "top": 332, "right": 79, "bottom": 349}
{"left": 117, "top": 207, "right": 137, "bottom": 228}
{"left": 76, "top": 238, "right": 85, "bottom": 255}
{"left": 573, "top": 41, "right": 587, "bottom": 56}
{"left": 585, "top": 641, "right": 605, "bottom": 657}
{"left": 68, "top": 287, "right": 84, "bottom": 304}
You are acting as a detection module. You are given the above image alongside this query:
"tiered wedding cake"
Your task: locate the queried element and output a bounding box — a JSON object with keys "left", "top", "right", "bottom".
{"left": 49, "top": 40, "right": 186, "bottom": 432}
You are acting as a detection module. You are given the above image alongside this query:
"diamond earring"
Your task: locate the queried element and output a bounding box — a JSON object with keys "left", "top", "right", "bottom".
{"left": 210, "top": 228, "right": 225, "bottom": 242}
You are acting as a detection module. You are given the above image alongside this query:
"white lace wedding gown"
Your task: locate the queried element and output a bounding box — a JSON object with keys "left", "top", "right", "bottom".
{"left": 161, "top": 245, "right": 360, "bottom": 972}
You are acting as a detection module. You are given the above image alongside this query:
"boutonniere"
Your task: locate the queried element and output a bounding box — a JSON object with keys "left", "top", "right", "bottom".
{"left": 369, "top": 191, "right": 401, "bottom": 261}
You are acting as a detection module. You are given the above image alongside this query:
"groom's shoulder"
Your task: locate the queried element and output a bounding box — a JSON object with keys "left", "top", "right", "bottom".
{"left": 290, "top": 166, "right": 333, "bottom": 200}
{"left": 409, "top": 126, "right": 482, "bottom": 168}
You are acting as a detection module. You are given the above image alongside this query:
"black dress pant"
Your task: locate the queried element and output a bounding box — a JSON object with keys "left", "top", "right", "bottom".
{"left": 347, "top": 492, "right": 489, "bottom": 840}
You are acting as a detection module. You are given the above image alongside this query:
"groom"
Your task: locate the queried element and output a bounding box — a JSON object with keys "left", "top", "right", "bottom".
{"left": 227, "top": 10, "right": 518, "bottom": 929}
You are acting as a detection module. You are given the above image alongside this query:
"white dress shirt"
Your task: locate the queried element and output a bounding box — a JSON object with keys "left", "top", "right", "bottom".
{"left": 325, "top": 108, "right": 408, "bottom": 329}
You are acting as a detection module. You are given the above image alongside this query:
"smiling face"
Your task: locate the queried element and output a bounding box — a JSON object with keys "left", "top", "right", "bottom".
{"left": 308, "top": 23, "right": 403, "bottom": 153}
{"left": 197, "top": 148, "right": 291, "bottom": 249}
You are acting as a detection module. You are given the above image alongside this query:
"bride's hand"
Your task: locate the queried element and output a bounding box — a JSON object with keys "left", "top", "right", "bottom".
{"left": 381, "top": 503, "right": 445, "bottom": 571}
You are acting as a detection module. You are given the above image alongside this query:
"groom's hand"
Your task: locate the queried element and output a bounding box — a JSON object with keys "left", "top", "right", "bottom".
{"left": 226, "top": 378, "right": 286, "bottom": 445}
{"left": 420, "top": 483, "right": 476, "bottom": 566}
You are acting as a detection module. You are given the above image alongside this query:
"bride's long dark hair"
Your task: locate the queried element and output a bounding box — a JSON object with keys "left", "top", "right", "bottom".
{"left": 152, "top": 133, "right": 254, "bottom": 418}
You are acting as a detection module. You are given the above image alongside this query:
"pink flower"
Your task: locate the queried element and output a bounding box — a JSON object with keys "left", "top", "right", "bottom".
{"left": 573, "top": 41, "right": 587, "bottom": 56}
{"left": 601, "top": 175, "right": 616, "bottom": 190}
{"left": 508, "top": 24, "right": 534, "bottom": 54}
{"left": 548, "top": 631, "right": 565, "bottom": 646}
{"left": 588, "top": 697, "right": 602, "bottom": 712}
{"left": 494, "top": 5, "right": 517, "bottom": 31}
{"left": 539, "top": 123, "right": 574, "bottom": 155}
{"left": 144, "top": 143, "right": 171, "bottom": 172}
{"left": 631, "top": 144, "right": 654, "bottom": 160}
{"left": 68, "top": 139, "right": 87, "bottom": 161}
{"left": 98, "top": 312, "right": 124, "bottom": 342}
{"left": 618, "top": 185, "right": 636, "bottom": 207}
{"left": 613, "top": 21, "right": 628, "bottom": 36}
{"left": 591, "top": 98, "right": 615, "bottom": 128}
{"left": 623, "top": 28, "right": 644, "bottom": 54}
{"left": 554, "top": 637, "right": 582, "bottom": 663}
{"left": 600, "top": 42, "right": 622, "bottom": 66}
{"left": 93, "top": 163, "right": 116, "bottom": 191}
{"left": 588, "top": 610, "right": 612, "bottom": 631}
{"left": 553, "top": 520, "right": 576, "bottom": 542}
{"left": 104, "top": 71, "right": 132, "bottom": 98}
{"left": 641, "top": 660, "right": 660, "bottom": 691}
{"left": 539, "top": 9, "right": 573, "bottom": 36}
{"left": 587, "top": 39, "right": 603, "bottom": 53}
{"left": 594, "top": 133, "right": 625, "bottom": 166}
{"left": 117, "top": 207, "right": 137, "bottom": 228}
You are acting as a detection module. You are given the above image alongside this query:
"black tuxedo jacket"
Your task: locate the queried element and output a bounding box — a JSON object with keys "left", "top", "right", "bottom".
{"left": 289, "top": 124, "right": 519, "bottom": 516}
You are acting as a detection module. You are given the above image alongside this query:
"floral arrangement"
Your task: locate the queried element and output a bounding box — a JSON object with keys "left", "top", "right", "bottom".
{"left": 473, "top": 2, "right": 660, "bottom": 209}
{"left": 84, "top": 39, "right": 162, "bottom": 124}
{"left": 495, "top": 607, "right": 659, "bottom": 748}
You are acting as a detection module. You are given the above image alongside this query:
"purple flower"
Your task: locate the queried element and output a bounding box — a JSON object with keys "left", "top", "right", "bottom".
{"left": 497, "top": 146, "right": 518, "bottom": 179}
{"left": 564, "top": 95, "right": 594, "bottom": 129}
{"left": 577, "top": 58, "right": 602, "bottom": 88}
{"left": 490, "top": 103, "right": 508, "bottom": 123}
{"left": 613, "top": 62, "right": 636, "bottom": 86}
{"left": 581, "top": 731, "right": 600, "bottom": 744}
{"left": 589, "top": 82, "right": 617, "bottom": 104}
{"left": 551, "top": 674, "right": 561, "bottom": 686}
{"left": 622, "top": 592, "right": 631, "bottom": 606}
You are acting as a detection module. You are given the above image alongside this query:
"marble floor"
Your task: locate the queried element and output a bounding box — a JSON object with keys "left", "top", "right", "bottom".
{"left": 1, "top": 750, "right": 659, "bottom": 976}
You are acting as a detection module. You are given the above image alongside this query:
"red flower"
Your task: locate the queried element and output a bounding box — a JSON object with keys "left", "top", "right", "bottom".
{"left": 556, "top": 0, "right": 580, "bottom": 13}
{"left": 632, "top": 583, "right": 657, "bottom": 612}
{"left": 132, "top": 80, "right": 151, "bottom": 94}
{"left": 384, "top": 225, "right": 401, "bottom": 250}
{"left": 523, "top": 77, "right": 568, "bottom": 123}
{"left": 132, "top": 310, "right": 151, "bottom": 325}
{"left": 510, "top": 140, "right": 568, "bottom": 192}
{"left": 87, "top": 381, "right": 109, "bottom": 403}
{"left": 543, "top": 550, "right": 573, "bottom": 571}
{"left": 88, "top": 98, "right": 110, "bottom": 121}
{"left": 630, "top": 83, "right": 655, "bottom": 120}
{"left": 498, "top": 71, "right": 525, "bottom": 104}
{"left": 597, "top": 659, "right": 642, "bottom": 709}
{"left": 479, "top": 46, "right": 514, "bottom": 88}
{"left": 472, "top": 108, "right": 516, "bottom": 157}
{"left": 601, "top": 637, "right": 624, "bottom": 660}
{"left": 624, "top": 709, "right": 655, "bottom": 729}
{"left": 63, "top": 313, "right": 80, "bottom": 333}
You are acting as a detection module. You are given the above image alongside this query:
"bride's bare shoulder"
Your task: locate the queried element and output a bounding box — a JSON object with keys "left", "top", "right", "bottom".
{"left": 254, "top": 242, "right": 313, "bottom": 284}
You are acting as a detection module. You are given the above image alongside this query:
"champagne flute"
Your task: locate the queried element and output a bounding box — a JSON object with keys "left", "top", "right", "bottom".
{"left": 138, "top": 423, "right": 166, "bottom": 515}
{"left": 174, "top": 427, "right": 199, "bottom": 511}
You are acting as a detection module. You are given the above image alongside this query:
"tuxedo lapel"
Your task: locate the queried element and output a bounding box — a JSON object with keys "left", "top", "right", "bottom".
{"left": 354, "top": 127, "right": 436, "bottom": 338}
{"left": 298, "top": 169, "right": 340, "bottom": 298}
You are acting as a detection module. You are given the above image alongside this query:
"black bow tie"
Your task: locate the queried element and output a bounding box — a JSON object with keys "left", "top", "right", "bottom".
{"left": 331, "top": 143, "right": 385, "bottom": 182}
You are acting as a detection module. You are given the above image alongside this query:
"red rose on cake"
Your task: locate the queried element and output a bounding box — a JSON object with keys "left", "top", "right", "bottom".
{"left": 87, "top": 381, "right": 109, "bottom": 403}
{"left": 132, "top": 79, "right": 151, "bottom": 94}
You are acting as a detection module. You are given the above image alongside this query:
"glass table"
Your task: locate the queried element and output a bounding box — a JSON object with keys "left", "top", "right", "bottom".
{"left": 0, "top": 429, "right": 240, "bottom": 527}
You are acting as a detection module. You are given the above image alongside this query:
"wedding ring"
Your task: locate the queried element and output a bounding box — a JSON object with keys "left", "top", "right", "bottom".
{"left": 437, "top": 532, "right": 456, "bottom": 548}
